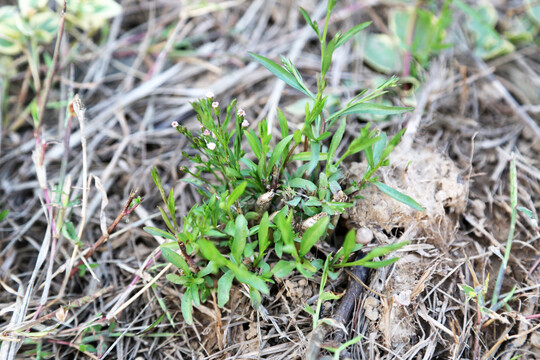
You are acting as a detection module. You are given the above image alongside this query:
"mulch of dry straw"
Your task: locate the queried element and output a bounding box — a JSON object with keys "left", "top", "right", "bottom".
{"left": 1, "top": 0, "right": 539, "bottom": 359}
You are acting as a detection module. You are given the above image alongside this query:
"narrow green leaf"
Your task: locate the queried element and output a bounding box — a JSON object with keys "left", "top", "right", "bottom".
{"left": 199, "top": 239, "right": 228, "bottom": 267}
{"left": 288, "top": 177, "right": 317, "bottom": 192}
{"left": 329, "top": 103, "right": 412, "bottom": 122}
{"left": 166, "top": 273, "right": 187, "bottom": 285}
{"left": 327, "top": 118, "right": 346, "bottom": 172}
{"left": 293, "top": 129, "right": 302, "bottom": 144}
{"left": 300, "top": 7, "right": 320, "bottom": 38}
{"left": 321, "top": 36, "right": 338, "bottom": 76}
{"left": 232, "top": 215, "right": 248, "bottom": 263}
{"left": 337, "top": 136, "right": 381, "bottom": 165}
{"left": 157, "top": 206, "right": 175, "bottom": 233}
{"left": 361, "top": 257, "right": 400, "bottom": 268}
{"left": 249, "top": 287, "right": 262, "bottom": 309}
{"left": 319, "top": 291, "right": 341, "bottom": 301}
{"left": 62, "top": 221, "right": 79, "bottom": 242}
{"left": 0, "top": 209, "right": 8, "bottom": 222}
{"left": 271, "top": 260, "right": 296, "bottom": 277}
{"left": 161, "top": 246, "right": 191, "bottom": 275}
{"left": 217, "top": 270, "right": 235, "bottom": 307}
{"left": 144, "top": 227, "right": 176, "bottom": 241}
{"left": 245, "top": 130, "right": 262, "bottom": 160}
{"left": 167, "top": 188, "right": 177, "bottom": 229}
{"left": 151, "top": 167, "right": 167, "bottom": 204}
{"left": 290, "top": 152, "right": 328, "bottom": 162}
{"left": 233, "top": 266, "right": 269, "bottom": 294}
{"left": 306, "top": 142, "right": 321, "bottom": 175}
{"left": 274, "top": 210, "right": 296, "bottom": 258}
{"left": 249, "top": 53, "right": 314, "bottom": 98}
{"left": 335, "top": 241, "right": 408, "bottom": 268}
{"left": 372, "top": 132, "right": 387, "bottom": 166}
{"left": 335, "top": 21, "right": 372, "bottom": 48}
{"left": 277, "top": 108, "right": 289, "bottom": 139}
{"left": 299, "top": 216, "right": 330, "bottom": 257}
{"left": 227, "top": 181, "right": 247, "bottom": 208}
{"left": 181, "top": 288, "right": 193, "bottom": 325}
{"left": 304, "top": 304, "right": 315, "bottom": 315}
{"left": 258, "top": 212, "right": 270, "bottom": 254}
{"left": 373, "top": 181, "right": 424, "bottom": 211}
{"left": 341, "top": 229, "right": 356, "bottom": 264}
{"left": 380, "top": 129, "right": 405, "bottom": 161}
{"left": 268, "top": 134, "right": 294, "bottom": 171}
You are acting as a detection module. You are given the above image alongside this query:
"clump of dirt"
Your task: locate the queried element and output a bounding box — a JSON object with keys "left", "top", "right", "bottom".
{"left": 344, "top": 145, "right": 467, "bottom": 348}
{"left": 284, "top": 277, "right": 315, "bottom": 305}
{"left": 344, "top": 145, "right": 467, "bottom": 247}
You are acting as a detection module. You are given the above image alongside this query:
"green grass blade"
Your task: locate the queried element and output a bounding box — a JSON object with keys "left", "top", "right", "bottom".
{"left": 373, "top": 181, "right": 424, "bottom": 211}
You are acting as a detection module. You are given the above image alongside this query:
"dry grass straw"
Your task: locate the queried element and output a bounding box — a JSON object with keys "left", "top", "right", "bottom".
{"left": 1, "top": 0, "right": 539, "bottom": 359}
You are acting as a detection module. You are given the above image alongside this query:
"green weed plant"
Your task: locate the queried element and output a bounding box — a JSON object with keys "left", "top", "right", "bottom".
{"left": 147, "top": 0, "right": 424, "bottom": 325}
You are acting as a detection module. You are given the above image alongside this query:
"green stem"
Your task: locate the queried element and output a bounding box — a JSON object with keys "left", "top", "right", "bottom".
{"left": 491, "top": 156, "right": 517, "bottom": 309}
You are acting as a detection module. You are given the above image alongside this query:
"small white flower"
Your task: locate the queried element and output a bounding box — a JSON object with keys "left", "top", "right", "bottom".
{"left": 206, "top": 91, "right": 214, "bottom": 98}
{"left": 207, "top": 142, "right": 216, "bottom": 150}
{"left": 237, "top": 108, "right": 246, "bottom": 117}
{"left": 241, "top": 119, "right": 249, "bottom": 128}
{"left": 171, "top": 121, "right": 179, "bottom": 128}
{"left": 203, "top": 129, "right": 211, "bottom": 136}
{"left": 212, "top": 102, "right": 219, "bottom": 109}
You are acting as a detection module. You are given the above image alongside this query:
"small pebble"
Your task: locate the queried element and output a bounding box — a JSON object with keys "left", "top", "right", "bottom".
{"left": 356, "top": 227, "right": 373, "bottom": 244}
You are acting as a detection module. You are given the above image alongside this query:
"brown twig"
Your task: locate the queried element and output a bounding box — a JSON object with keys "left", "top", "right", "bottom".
{"left": 69, "top": 191, "right": 139, "bottom": 278}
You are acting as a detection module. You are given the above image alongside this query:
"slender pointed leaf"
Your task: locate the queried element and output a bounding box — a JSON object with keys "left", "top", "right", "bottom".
{"left": 329, "top": 103, "right": 412, "bottom": 122}
{"left": 373, "top": 181, "right": 424, "bottom": 211}
{"left": 268, "top": 134, "right": 294, "bottom": 171}
{"left": 144, "top": 227, "right": 176, "bottom": 241}
{"left": 249, "top": 53, "right": 314, "bottom": 98}
{"left": 335, "top": 21, "right": 372, "bottom": 48}
{"left": 218, "top": 269, "right": 235, "bottom": 307}
{"left": 299, "top": 216, "right": 330, "bottom": 257}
